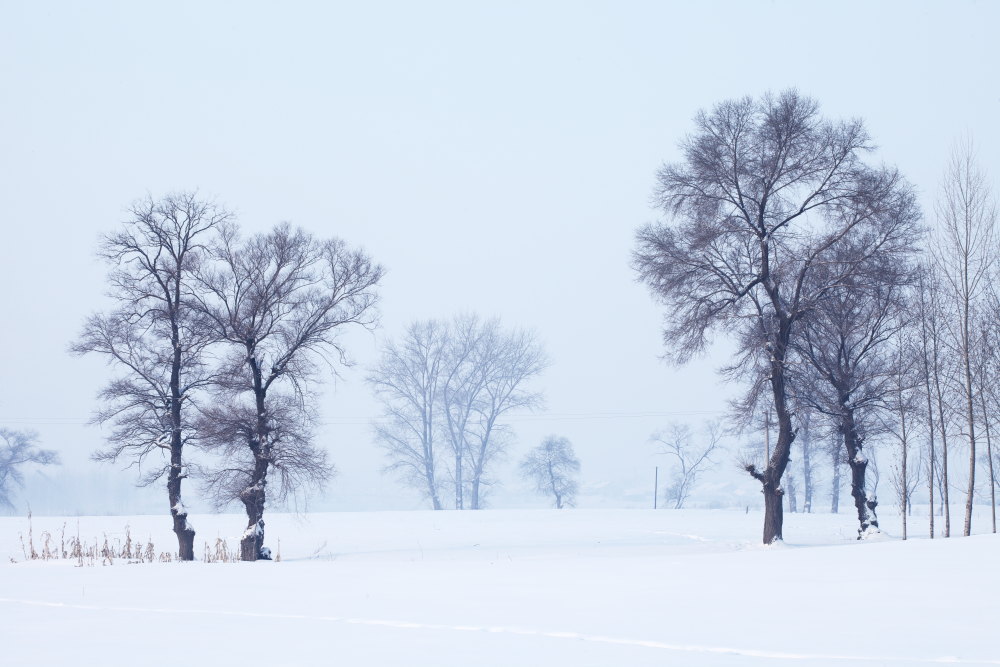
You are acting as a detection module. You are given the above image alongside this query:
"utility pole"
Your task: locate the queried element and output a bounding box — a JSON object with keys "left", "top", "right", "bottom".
{"left": 654, "top": 466, "right": 659, "bottom": 509}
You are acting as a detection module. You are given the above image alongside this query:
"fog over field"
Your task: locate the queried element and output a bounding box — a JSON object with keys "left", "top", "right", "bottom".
{"left": 3, "top": 3, "right": 1000, "bottom": 665}
{"left": 2, "top": 1, "right": 998, "bottom": 517}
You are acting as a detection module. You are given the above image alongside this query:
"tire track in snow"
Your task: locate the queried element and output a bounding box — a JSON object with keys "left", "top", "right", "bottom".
{"left": 1, "top": 597, "right": 994, "bottom": 665}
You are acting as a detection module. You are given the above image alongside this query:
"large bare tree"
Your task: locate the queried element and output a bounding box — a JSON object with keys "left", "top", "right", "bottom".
{"left": 634, "top": 90, "right": 921, "bottom": 543}
{"left": 196, "top": 222, "right": 383, "bottom": 560}
{"left": 932, "top": 139, "right": 997, "bottom": 537}
{"left": 72, "top": 193, "right": 228, "bottom": 559}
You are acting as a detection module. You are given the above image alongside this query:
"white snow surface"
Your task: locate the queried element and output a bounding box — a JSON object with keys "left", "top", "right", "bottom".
{"left": 1, "top": 508, "right": 998, "bottom": 666}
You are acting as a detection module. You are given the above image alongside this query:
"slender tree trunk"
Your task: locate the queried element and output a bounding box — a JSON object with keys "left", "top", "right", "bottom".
{"left": 962, "top": 302, "right": 977, "bottom": 536}
{"left": 802, "top": 428, "right": 813, "bottom": 513}
{"left": 470, "top": 477, "right": 481, "bottom": 510}
{"left": 932, "top": 353, "right": 952, "bottom": 537}
{"left": 831, "top": 447, "right": 841, "bottom": 514}
{"left": 548, "top": 462, "right": 563, "bottom": 509}
{"left": 923, "top": 351, "right": 937, "bottom": 539}
{"left": 168, "top": 321, "right": 195, "bottom": 560}
{"left": 455, "top": 449, "right": 463, "bottom": 510}
{"left": 899, "top": 397, "right": 909, "bottom": 541}
{"left": 787, "top": 475, "right": 798, "bottom": 513}
{"left": 980, "top": 390, "right": 997, "bottom": 533}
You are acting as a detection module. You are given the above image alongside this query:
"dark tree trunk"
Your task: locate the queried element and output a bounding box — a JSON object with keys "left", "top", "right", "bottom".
{"left": 239, "top": 464, "right": 268, "bottom": 561}
{"left": 167, "top": 453, "right": 195, "bottom": 561}
{"left": 840, "top": 396, "right": 879, "bottom": 539}
{"left": 749, "top": 354, "right": 795, "bottom": 544}
{"left": 168, "top": 320, "right": 195, "bottom": 560}
{"left": 240, "top": 355, "right": 272, "bottom": 561}
{"left": 746, "top": 346, "right": 795, "bottom": 544}
{"left": 761, "top": 479, "right": 784, "bottom": 544}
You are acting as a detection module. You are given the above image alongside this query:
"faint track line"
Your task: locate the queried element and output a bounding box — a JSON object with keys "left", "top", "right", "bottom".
{"left": 1, "top": 597, "right": 994, "bottom": 665}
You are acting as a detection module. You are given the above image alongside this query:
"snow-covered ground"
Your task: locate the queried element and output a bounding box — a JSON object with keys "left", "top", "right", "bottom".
{"left": 1, "top": 508, "right": 997, "bottom": 666}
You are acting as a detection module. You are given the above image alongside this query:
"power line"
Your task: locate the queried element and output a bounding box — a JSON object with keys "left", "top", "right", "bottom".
{"left": 1, "top": 409, "right": 725, "bottom": 428}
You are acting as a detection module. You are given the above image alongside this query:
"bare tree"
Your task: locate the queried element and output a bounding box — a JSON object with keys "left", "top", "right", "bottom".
{"left": 651, "top": 421, "right": 722, "bottom": 509}
{"left": 520, "top": 435, "right": 580, "bottom": 509}
{"left": 634, "top": 90, "right": 920, "bottom": 543}
{"left": 794, "top": 234, "right": 918, "bottom": 538}
{"left": 462, "top": 323, "right": 546, "bottom": 509}
{"left": 71, "top": 193, "right": 228, "bottom": 559}
{"left": 883, "top": 332, "right": 923, "bottom": 540}
{"left": 0, "top": 429, "right": 59, "bottom": 509}
{"left": 196, "top": 222, "right": 383, "bottom": 560}
{"left": 917, "top": 264, "right": 956, "bottom": 535}
{"left": 371, "top": 316, "right": 546, "bottom": 510}
{"left": 933, "top": 139, "right": 998, "bottom": 536}
{"left": 440, "top": 315, "right": 490, "bottom": 510}
{"left": 976, "top": 316, "right": 999, "bottom": 533}
{"left": 916, "top": 267, "right": 940, "bottom": 537}
{"left": 369, "top": 320, "right": 449, "bottom": 510}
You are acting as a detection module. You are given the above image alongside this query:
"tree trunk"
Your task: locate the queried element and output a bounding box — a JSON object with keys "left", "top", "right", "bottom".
{"left": 962, "top": 325, "right": 977, "bottom": 537}
{"left": 548, "top": 461, "right": 563, "bottom": 509}
{"left": 787, "top": 475, "right": 798, "bottom": 513}
{"left": 841, "top": 401, "right": 879, "bottom": 539}
{"left": 167, "top": 455, "right": 195, "bottom": 561}
{"left": 239, "top": 474, "right": 268, "bottom": 561}
{"left": 168, "top": 321, "right": 195, "bottom": 560}
{"left": 802, "top": 428, "right": 813, "bottom": 513}
{"left": 831, "top": 448, "right": 841, "bottom": 514}
{"left": 470, "top": 477, "right": 481, "bottom": 510}
{"left": 240, "top": 358, "right": 272, "bottom": 561}
{"left": 755, "top": 359, "right": 794, "bottom": 544}
{"left": 455, "top": 449, "right": 464, "bottom": 510}
{"left": 924, "top": 361, "right": 937, "bottom": 539}
{"left": 761, "top": 479, "right": 784, "bottom": 544}
{"left": 980, "top": 390, "right": 996, "bottom": 533}
{"left": 933, "top": 357, "right": 951, "bottom": 537}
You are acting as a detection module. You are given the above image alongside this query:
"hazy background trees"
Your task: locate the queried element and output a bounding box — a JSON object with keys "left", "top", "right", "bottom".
{"left": 370, "top": 316, "right": 546, "bottom": 509}
{"left": 634, "top": 90, "right": 921, "bottom": 543}
{"left": 650, "top": 421, "right": 721, "bottom": 509}
{"left": 0, "top": 429, "right": 59, "bottom": 509}
{"left": 520, "top": 435, "right": 580, "bottom": 509}
{"left": 932, "top": 139, "right": 998, "bottom": 536}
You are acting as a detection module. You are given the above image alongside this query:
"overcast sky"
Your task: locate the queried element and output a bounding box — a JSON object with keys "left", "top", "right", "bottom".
{"left": 1, "top": 1, "right": 998, "bottom": 514}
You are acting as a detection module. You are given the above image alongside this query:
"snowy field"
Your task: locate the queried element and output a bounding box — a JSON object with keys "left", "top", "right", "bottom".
{"left": 1, "top": 508, "right": 997, "bottom": 666}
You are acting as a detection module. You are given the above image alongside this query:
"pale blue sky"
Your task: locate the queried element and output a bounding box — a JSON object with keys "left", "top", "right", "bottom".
{"left": 1, "top": 1, "right": 997, "bottom": 513}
